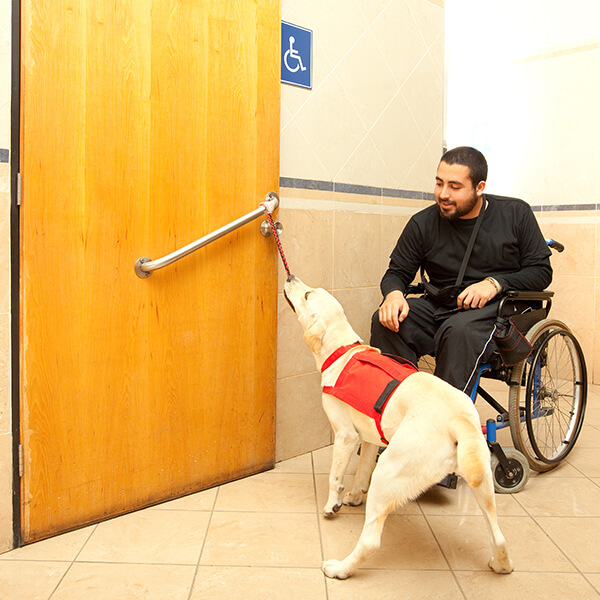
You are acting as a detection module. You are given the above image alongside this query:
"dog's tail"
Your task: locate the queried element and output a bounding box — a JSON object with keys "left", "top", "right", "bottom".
{"left": 448, "top": 416, "right": 487, "bottom": 488}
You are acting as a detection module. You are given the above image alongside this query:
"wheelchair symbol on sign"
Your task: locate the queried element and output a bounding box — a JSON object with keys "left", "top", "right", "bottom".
{"left": 284, "top": 36, "right": 307, "bottom": 73}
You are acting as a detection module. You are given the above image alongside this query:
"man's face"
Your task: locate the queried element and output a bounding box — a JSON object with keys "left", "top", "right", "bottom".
{"left": 434, "top": 161, "right": 485, "bottom": 220}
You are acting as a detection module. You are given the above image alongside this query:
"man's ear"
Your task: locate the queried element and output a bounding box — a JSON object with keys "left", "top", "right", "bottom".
{"left": 476, "top": 180, "right": 486, "bottom": 197}
{"left": 303, "top": 319, "right": 326, "bottom": 354}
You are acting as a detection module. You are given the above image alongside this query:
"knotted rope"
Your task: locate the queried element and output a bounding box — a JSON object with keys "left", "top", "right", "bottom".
{"left": 262, "top": 205, "right": 291, "bottom": 278}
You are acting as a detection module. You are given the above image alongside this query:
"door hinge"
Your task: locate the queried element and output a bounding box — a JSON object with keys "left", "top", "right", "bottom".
{"left": 18, "top": 444, "right": 23, "bottom": 477}
{"left": 17, "top": 173, "right": 22, "bottom": 206}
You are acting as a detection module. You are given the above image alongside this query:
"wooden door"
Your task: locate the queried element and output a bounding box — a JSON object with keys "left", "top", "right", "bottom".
{"left": 19, "top": 0, "right": 280, "bottom": 544}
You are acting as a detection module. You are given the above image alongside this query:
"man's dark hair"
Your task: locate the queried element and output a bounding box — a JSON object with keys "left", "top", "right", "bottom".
{"left": 440, "top": 146, "right": 488, "bottom": 187}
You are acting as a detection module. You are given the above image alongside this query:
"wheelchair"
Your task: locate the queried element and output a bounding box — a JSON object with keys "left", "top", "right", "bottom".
{"left": 414, "top": 240, "right": 588, "bottom": 493}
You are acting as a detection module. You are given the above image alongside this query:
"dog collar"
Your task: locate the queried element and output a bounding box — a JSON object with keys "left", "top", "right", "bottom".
{"left": 321, "top": 342, "right": 362, "bottom": 372}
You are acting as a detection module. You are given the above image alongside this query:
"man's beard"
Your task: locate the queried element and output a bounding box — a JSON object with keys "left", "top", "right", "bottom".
{"left": 436, "top": 192, "right": 478, "bottom": 221}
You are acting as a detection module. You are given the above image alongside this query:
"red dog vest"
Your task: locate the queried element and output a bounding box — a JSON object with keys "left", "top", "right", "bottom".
{"left": 322, "top": 346, "right": 417, "bottom": 444}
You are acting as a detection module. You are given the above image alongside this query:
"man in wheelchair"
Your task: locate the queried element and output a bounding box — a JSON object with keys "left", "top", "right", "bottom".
{"left": 371, "top": 146, "right": 552, "bottom": 395}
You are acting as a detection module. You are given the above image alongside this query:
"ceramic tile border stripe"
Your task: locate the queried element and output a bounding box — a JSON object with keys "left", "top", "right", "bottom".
{"left": 280, "top": 177, "right": 598, "bottom": 213}
{"left": 532, "top": 204, "right": 597, "bottom": 212}
{"left": 279, "top": 176, "right": 435, "bottom": 201}
{"left": 0, "top": 149, "right": 8, "bottom": 163}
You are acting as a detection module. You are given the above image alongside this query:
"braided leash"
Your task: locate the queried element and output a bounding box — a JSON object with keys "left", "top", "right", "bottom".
{"left": 262, "top": 205, "right": 291, "bottom": 278}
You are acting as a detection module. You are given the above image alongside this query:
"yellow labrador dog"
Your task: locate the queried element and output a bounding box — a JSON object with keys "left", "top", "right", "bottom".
{"left": 284, "top": 275, "right": 513, "bottom": 579}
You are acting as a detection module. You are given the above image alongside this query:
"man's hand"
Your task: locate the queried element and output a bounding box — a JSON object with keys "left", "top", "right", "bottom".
{"left": 379, "top": 290, "right": 410, "bottom": 332}
{"left": 457, "top": 279, "right": 499, "bottom": 310}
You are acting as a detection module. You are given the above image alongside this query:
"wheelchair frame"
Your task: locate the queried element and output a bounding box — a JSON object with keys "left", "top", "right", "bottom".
{"left": 467, "top": 290, "right": 588, "bottom": 492}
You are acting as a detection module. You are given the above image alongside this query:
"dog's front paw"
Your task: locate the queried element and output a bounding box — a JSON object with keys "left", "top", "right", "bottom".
{"left": 322, "top": 559, "right": 351, "bottom": 580}
{"left": 323, "top": 503, "right": 342, "bottom": 518}
{"left": 343, "top": 490, "right": 365, "bottom": 506}
{"left": 488, "top": 556, "right": 514, "bottom": 574}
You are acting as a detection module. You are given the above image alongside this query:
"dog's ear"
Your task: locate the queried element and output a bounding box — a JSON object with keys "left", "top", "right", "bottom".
{"left": 303, "top": 319, "right": 326, "bottom": 353}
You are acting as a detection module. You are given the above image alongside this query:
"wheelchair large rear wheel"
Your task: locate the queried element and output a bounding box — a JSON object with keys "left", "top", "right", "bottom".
{"left": 508, "top": 319, "right": 587, "bottom": 471}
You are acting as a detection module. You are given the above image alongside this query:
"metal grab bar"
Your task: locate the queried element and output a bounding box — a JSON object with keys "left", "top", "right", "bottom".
{"left": 135, "top": 191, "right": 280, "bottom": 278}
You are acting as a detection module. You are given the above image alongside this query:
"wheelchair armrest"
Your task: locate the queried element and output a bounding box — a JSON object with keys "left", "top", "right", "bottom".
{"left": 502, "top": 290, "right": 554, "bottom": 301}
{"left": 498, "top": 290, "right": 553, "bottom": 320}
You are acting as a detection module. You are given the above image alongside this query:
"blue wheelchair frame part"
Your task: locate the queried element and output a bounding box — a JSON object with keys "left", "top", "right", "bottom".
{"left": 472, "top": 357, "right": 547, "bottom": 443}
{"left": 470, "top": 362, "right": 526, "bottom": 443}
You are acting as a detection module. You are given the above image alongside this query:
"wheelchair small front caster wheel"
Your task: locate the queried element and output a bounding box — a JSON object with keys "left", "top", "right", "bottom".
{"left": 491, "top": 448, "right": 530, "bottom": 494}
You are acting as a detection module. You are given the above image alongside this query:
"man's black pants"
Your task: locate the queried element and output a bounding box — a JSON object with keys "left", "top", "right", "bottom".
{"left": 370, "top": 296, "right": 500, "bottom": 395}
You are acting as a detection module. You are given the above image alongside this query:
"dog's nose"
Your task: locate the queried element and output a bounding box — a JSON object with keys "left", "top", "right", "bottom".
{"left": 286, "top": 274, "right": 297, "bottom": 283}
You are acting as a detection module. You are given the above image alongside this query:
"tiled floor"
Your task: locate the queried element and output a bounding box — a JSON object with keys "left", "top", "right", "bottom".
{"left": 1, "top": 384, "right": 600, "bottom": 599}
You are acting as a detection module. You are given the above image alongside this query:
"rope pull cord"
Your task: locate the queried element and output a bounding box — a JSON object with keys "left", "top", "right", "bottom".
{"left": 261, "top": 203, "right": 292, "bottom": 278}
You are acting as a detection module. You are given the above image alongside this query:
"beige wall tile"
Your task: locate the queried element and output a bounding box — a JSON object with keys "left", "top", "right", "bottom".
{"left": 357, "top": 0, "right": 394, "bottom": 23}
{"left": 301, "top": 0, "right": 368, "bottom": 69}
{"left": 276, "top": 204, "right": 334, "bottom": 290}
{"left": 292, "top": 73, "right": 368, "bottom": 179}
{"left": 548, "top": 273, "right": 594, "bottom": 363}
{"left": 331, "top": 191, "right": 380, "bottom": 206}
{"left": 332, "top": 286, "right": 381, "bottom": 344}
{"left": 276, "top": 372, "right": 331, "bottom": 461}
{"left": 333, "top": 211, "right": 381, "bottom": 289}
{"left": 369, "top": 92, "right": 430, "bottom": 188}
{"left": 335, "top": 136, "right": 396, "bottom": 189}
{"left": 373, "top": 1, "right": 430, "bottom": 87}
{"left": 406, "top": 0, "right": 445, "bottom": 48}
{"left": 277, "top": 293, "right": 318, "bottom": 380}
{"left": 593, "top": 330, "right": 600, "bottom": 385}
{"left": 280, "top": 119, "right": 331, "bottom": 182}
{"left": 402, "top": 140, "right": 440, "bottom": 192}
{"left": 544, "top": 220, "right": 595, "bottom": 277}
{"left": 335, "top": 29, "right": 398, "bottom": 131}
{"left": 400, "top": 52, "right": 443, "bottom": 144}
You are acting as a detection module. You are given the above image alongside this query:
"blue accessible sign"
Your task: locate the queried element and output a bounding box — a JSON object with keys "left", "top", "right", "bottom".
{"left": 281, "top": 21, "right": 312, "bottom": 89}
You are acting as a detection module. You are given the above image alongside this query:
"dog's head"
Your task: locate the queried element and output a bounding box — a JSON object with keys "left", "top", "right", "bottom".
{"left": 283, "top": 275, "right": 361, "bottom": 358}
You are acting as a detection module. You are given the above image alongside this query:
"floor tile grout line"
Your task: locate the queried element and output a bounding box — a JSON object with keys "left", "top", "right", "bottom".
{"left": 311, "top": 450, "right": 331, "bottom": 600}
{"left": 421, "top": 511, "right": 468, "bottom": 600}
{"left": 582, "top": 573, "right": 600, "bottom": 596}
{"left": 510, "top": 485, "right": 584, "bottom": 576}
{"left": 47, "top": 523, "right": 99, "bottom": 600}
{"left": 186, "top": 485, "right": 222, "bottom": 600}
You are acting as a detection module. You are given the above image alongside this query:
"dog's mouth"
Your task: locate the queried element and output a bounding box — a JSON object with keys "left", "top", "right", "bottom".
{"left": 283, "top": 288, "right": 296, "bottom": 313}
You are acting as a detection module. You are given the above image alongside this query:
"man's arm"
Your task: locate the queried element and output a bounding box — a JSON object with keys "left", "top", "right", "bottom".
{"left": 378, "top": 218, "right": 424, "bottom": 330}
{"left": 493, "top": 204, "right": 552, "bottom": 292}
{"left": 378, "top": 290, "right": 410, "bottom": 331}
{"left": 380, "top": 218, "right": 424, "bottom": 298}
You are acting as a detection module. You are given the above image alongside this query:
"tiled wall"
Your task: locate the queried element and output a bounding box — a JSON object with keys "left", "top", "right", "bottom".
{"left": 277, "top": 0, "right": 444, "bottom": 460}
{"left": 0, "top": 3, "right": 11, "bottom": 552}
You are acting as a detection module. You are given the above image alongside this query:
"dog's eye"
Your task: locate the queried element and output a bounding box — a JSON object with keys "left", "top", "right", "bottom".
{"left": 305, "top": 291, "right": 312, "bottom": 300}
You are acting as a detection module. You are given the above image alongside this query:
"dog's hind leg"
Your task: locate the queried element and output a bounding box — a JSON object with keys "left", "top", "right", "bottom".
{"left": 452, "top": 418, "right": 513, "bottom": 574}
{"left": 323, "top": 429, "right": 359, "bottom": 517}
{"left": 343, "top": 442, "right": 378, "bottom": 507}
{"left": 468, "top": 471, "right": 513, "bottom": 574}
{"left": 323, "top": 447, "right": 424, "bottom": 579}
